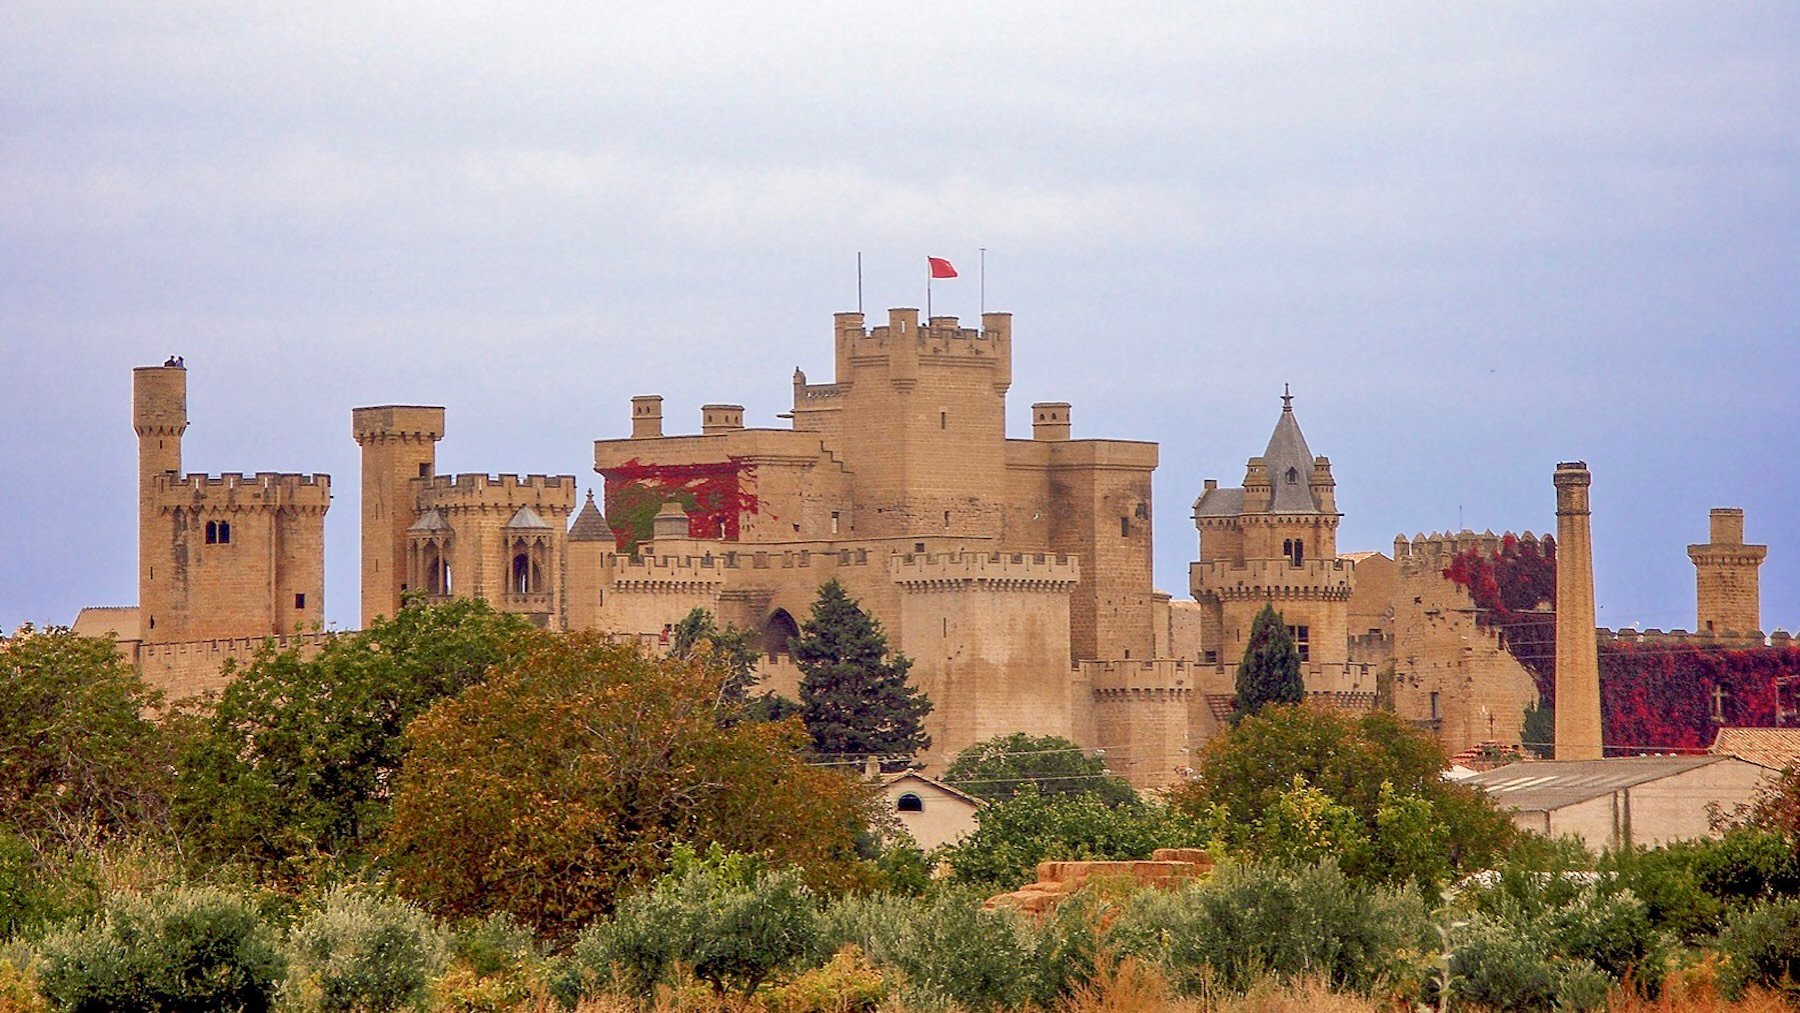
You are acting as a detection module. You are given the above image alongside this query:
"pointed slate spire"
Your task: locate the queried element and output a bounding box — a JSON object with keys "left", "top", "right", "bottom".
{"left": 1261, "top": 387, "right": 1320, "bottom": 513}
{"left": 567, "top": 490, "right": 612, "bottom": 542}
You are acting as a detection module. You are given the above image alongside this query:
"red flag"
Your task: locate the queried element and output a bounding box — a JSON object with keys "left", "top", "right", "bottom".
{"left": 928, "top": 256, "right": 958, "bottom": 279}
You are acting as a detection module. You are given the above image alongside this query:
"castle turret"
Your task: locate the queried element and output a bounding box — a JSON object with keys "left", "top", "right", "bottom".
{"left": 134, "top": 364, "right": 188, "bottom": 640}
{"left": 1554, "top": 461, "right": 1603, "bottom": 760}
{"left": 1688, "top": 508, "right": 1766, "bottom": 638}
{"left": 353, "top": 405, "right": 446, "bottom": 626}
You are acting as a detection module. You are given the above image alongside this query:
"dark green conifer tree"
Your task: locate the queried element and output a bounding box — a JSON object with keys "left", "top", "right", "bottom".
{"left": 792, "top": 580, "right": 931, "bottom": 765}
{"left": 1233, "top": 603, "right": 1304, "bottom": 720}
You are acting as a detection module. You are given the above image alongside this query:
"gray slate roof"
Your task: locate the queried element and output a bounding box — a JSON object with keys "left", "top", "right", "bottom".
{"left": 1462, "top": 755, "right": 1742, "bottom": 812}
{"left": 567, "top": 492, "right": 613, "bottom": 542}
{"left": 505, "top": 505, "right": 553, "bottom": 530}
{"left": 1263, "top": 407, "right": 1320, "bottom": 513}
{"left": 407, "top": 508, "right": 451, "bottom": 532}
{"left": 1192, "top": 396, "right": 1323, "bottom": 517}
{"left": 1192, "top": 486, "right": 1245, "bottom": 517}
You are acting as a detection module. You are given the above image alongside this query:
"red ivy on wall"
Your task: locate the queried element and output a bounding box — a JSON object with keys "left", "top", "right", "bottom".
{"left": 599, "top": 458, "right": 759, "bottom": 551}
{"left": 1442, "top": 536, "right": 1800, "bottom": 753}
{"left": 1443, "top": 534, "right": 1559, "bottom": 703}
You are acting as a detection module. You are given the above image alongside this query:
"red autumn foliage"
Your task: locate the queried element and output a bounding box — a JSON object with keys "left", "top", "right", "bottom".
{"left": 599, "top": 458, "right": 759, "bottom": 551}
{"left": 1442, "top": 536, "right": 1800, "bottom": 754}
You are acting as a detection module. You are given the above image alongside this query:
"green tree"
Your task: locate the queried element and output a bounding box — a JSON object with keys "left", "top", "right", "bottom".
{"left": 1168, "top": 705, "right": 1513, "bottom": 889}
{"left": 175, "top": 597, "right": 540, "bottom": 872}
{"left": 1233, "top": 604, "right": 1303, "bottom": 720}
{"left": 586, "top": 844, "right": 819, "bottom": 997}
{"left": 384, "top": 632, "right": 869, "bottom": 938}
{"left": 940, "top": 787, "right": 1200, "bottom": 890}
{"left": 793, "top": 580, "right": 931, "bottom": 764}
{"left": 668, "top": 608, "right": 763, "bottom": 714}
{"left": 943, "top": 733, "right": 1135, "bottom": 805}
{"left": 0, "top": 625, "right": 173, "bottom": 844}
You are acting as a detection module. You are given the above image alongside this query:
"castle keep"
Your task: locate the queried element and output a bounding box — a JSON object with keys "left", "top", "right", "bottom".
{"left": 79, "top": 301, "right": 1792, "bottom": 783}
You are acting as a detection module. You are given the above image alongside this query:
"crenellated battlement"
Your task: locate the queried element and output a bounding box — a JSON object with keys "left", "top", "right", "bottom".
{"left": 890, "top": 550, "right": 1081, "bottom": 591}
{"left": 1599, "top": 627, "right": 1791, "bottom": 649}
{"left": 1085, "top": 658, "right": 1198, "bottom": 694}
{"left": 416, "top": 473, "right": 578, "bottom": 510}
{"left": 150, "top": 471, "right": 332, "bottom": 510}
{"left": 1393, "top": 529, "right": 1547, "bottom": 572}
{"left": 1190, "top": 556, "right": 1355, "bottom": 601}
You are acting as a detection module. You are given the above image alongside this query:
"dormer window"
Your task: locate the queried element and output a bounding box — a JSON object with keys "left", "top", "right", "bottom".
{"left": 1285, "top": 467, "right": 1299, "bottom": 484}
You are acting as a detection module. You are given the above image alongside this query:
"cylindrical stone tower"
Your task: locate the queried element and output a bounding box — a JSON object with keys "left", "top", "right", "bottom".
{"left": 134, "top": 364, "right": 188, "bottom": 643}
{"left": 1554, "top": 461, "right": 1603, "bottom": 760}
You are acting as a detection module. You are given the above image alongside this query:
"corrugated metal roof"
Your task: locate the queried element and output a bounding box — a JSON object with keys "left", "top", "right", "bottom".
{"left": 1463, "top": 755, "right": 1732, "bottom": 812}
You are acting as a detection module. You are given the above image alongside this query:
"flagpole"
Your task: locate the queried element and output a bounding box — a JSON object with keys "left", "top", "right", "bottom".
{"left": 926, "top": 258, "right": 932, "bottom": 319}
{"left": 856, "top": 251, "right": 863, "bottom": 314}
{"left": 979, "top": 247, "right": 986, "bottom": 316}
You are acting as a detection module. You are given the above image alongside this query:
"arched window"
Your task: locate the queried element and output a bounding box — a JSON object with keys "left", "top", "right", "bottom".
{"left": 204, "top": 520, "right": 232, "bottom": 545}
{"left": 219, "top": 521, "right": 230, "bottom": 543}
{"left": 896, "top": 792, "right": 923, "bottom": 813}
{"left": 764, "top": 608, "right": 801, "bottom": 657}
{"left": 512, "top": 551, "right": 534, "bottom": 593}
{"left": 1285, "top": 467, "right": 1299, "bottom": 484}
{"left": 423, "top": 543, "right": 447, "bottom": 594}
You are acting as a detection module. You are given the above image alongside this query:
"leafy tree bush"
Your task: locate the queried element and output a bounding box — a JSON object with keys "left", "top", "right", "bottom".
{"left": 1110, "top": 860, "right": 1430, "bottom": 995}
{"left": 1233, "top": 604, "right": 1302, "bottom": 719}
{"left": 1448, "top": 917, "right": 1609, "bottom": 1012}
{"left": 384, "top": 633, "right": 867, "bottom": 938}
{"left": 431, "top": 913, "right": 541, "bottom": 1012}
{"left": 817, "top": 890, "right": 1038, "bottom": 1010}
{"left": 34, "top": 885, "right": 286, "bottom": 1013}
{"left": 1168, "top": 705, "right": 1512, "bottom": 888}
{"left": 0, "top": 626, "right": 172, "bottom": 844}
{"left": 793, "top": 580, "right": 931, "bottom": 764}
{"left": 668, "top": 608, "right": 763, "bottom": 714}
{"left": 1717, "top": 897, "right": 1800, "bottom": 1000}
{"left": 582, "top": 845, "right": 819, "bottom": 997}
{"left": 1458, "top": 874, "right": 1670, "bottom": 1001}
{"left": 283, "top": 886, "right": 449, "bottom": 1013}
{"left": 940, "top": 787, "right": 1200, "bottom": 890}
{"left": 176, "top": 598, "right": 540, "bottom": 872}
{"left": 942, "top": 733, "right": 1135, "bottom": 805}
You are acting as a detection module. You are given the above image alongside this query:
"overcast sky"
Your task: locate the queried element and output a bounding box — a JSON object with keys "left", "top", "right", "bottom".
{"left": 3, "top": 2, "right": 1796, "bottom": 636}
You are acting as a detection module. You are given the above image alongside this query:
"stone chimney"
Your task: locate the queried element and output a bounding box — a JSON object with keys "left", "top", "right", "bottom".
{"left": 1554, "top": 461, "right": 1603, "bottom": 760}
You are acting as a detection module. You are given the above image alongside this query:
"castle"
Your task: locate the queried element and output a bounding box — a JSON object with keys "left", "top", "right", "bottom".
{"left": 76, "top": 306, "right": 1792, "bottom": 786}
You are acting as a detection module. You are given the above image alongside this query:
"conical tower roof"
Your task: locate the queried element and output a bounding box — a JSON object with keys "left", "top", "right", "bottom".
{"left": 567, "top": 490, "right": 612, "bottom": 542}
{"left": 1262, "top": 386, "right": 1321, "bottom": 514}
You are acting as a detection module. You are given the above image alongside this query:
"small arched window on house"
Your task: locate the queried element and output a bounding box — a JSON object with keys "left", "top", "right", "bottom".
{"left": 896, "top": 792, "right": 924, "bottom": 813}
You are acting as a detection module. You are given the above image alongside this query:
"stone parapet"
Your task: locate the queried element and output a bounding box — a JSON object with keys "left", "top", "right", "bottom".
{"left": 417, "top": 473, "right": 576, "bottom": 503}
{"left": 1394, "top": 529, "right": 1547, "bottom": 572}
{"left": 889, "top": 550, "right": 1080, "bottom": 591}
{"left": 1190, "top": 556, "right": 1354, "bottom": 601}
{"left": 150, "top": 472, "right": 331, "bottom": 510}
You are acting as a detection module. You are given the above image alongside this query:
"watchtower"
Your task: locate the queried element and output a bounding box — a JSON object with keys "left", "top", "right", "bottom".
{"left": 1688, "top": 508, "right": 1766, "bottom": 638}
{"left": 134, "top": 364, "right": 187, "bottom": 637}
{"left": 792, "top": 308, "right": 1014, "bottom": 538}
{"left": 134, "top": 363, "right": 330, "bottom": 642}
{"left": 353, "top": 405, "right": 446, "bottom": 626}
